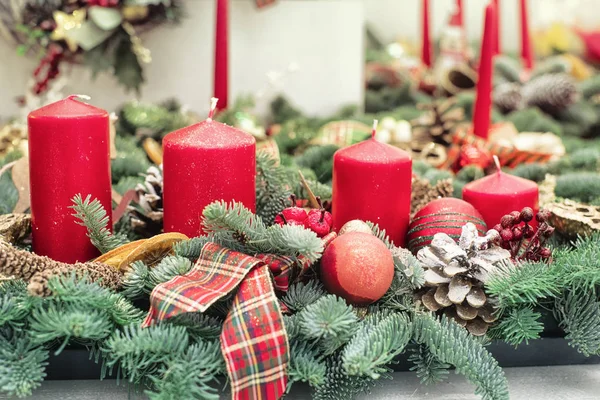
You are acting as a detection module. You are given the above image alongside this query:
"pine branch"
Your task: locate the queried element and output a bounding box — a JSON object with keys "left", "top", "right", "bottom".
{"left": 282, "top": 280, "right": 327, "bottom": 313}
{"left": 0, "top": 280, "right": 30, "bottom": 327}
{"left": 394, "top": 251, "right": 426, "bottom": 290}
{"left": 313, "top": 354, "right": 376, "bottom": 400}
{"left": 70, "top": 194, "right": 129, "bottom": 254}
{"left": 552, "top": 234, "right": 600, "bottom": 290}
{"left": 265, "top": 224, "right": 324, "bottom": 264}
{"left": 122, "top": 261, "right": 149, "bottom": 299}
{"left": 0, "top": 334, "right": 48, "bottom": 398}
{"left": 413, "top": 314, "right": 509, "bottom": 400}
{"left": 554, "top": 286, "right": 600, "bottom": 357}
{"left": 256, "top": 152, "right": 291, "bottom": 225}
{"left": 147, "top": 256, "right": 192, "bottom": 290}
{"left": 288, "top": 341, "right": 327, "bottom": 388}
{"left": 299, "top": 295, "right": 359, "bottom": 355}
{"left": 408, "top": 343, "right": 450, "bottom": 385}
{"left": 485, "top": 261, "right": 561, "bottom": 311}
{"left": 174, "top": 236, "right": 213, "bottom": 260}
{"left": 367, "top": 222, "right": 393, "bottom": 249}
{"left": 342, "top": 313, "right": 412, "bottom": 379}
{"left": 489, "top": 307, "right": 543, "bottom": 347}
{"left": 168, "top": 313, "right": 222, "bottom": 342}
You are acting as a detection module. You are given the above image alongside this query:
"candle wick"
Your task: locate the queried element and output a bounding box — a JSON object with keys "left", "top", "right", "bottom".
{"left": 372, "top": 119, "right": 378, "bottom": 139}
{"left": 493, "top": 155, "right": 501, "bottom": 173}
{"left": 68, "top": 94, "right": 91, "bottom": 102}
{"left": 208, "top": 97, "right": 219, "bottom": 121}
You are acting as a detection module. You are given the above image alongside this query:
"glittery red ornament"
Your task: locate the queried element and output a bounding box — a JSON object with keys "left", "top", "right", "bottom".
{"left": 454, "top": 143, "right": 492, "bottom": 172}
{"left": 320, "top": 232, "right": 394, "bottom": 306}
{"left": 406, "top": 198, "right": 487, "bottom": 254}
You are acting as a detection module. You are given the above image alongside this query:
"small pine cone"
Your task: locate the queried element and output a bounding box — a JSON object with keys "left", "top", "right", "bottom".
{"left": 493, "top": 83, "right": 523, "bottom": 114}
{"left": 27, "top": 262, "right": 122, "bottom": 297}
{"left": 0, "top": 244, "right": 57, "bottom": 280}
{"left": 522, "top": 73, "right": 579, "bottom": 116}
{"left": 411, "top": 176, "right": 454, "bottom": 217}
{"left": 130, "top": 165, "right": 164, "bottom": 237}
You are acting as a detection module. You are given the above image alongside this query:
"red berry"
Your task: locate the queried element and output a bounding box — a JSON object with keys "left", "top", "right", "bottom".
{"left": 512, "top": 227, "right": 523, "bottom": 240}
{"left": 543, "top": 226, "right": 555, "bottom": 237}
{"left": 501, "top": 215, "right": 515, "bottom": 228}
{"left": 493, "top": 224, "right": 503, "bottom": 233}
{"left": 536, "top": 209, "right": 551, "bottom": 223}
{"left": 523, "top": 225, "right": 535, "bottom": 239}
{"left": 510, "top": 211, "right": 522, "bottom": 224}
{"left": 539, "top": 247, "right": 552, "bottom": 259}
{"left": 500, "top": 229, "right": 513, "bottom": 242}
{"left": 305, "top": 209, "right": 333, "bottom": 237}
{"left": 520, "top": 207, "right": 534, "bottom": 222}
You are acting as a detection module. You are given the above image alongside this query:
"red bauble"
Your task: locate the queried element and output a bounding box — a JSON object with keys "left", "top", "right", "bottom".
{"left": 454, "top": 144, "right": 492, "bottom": 172}
{"left": 320, "top": 232, "right": 394, "bottom": 306}
{"left": 406, "top": 198, "right": 487, "bottom": 254}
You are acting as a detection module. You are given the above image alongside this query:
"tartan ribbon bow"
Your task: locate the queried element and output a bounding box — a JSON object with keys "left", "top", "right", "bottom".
{"left": 143, "top": 232, "right": 336, "bottom": 400}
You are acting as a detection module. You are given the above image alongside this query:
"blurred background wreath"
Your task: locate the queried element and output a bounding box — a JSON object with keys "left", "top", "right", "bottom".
{"left": 0, "top": 0, "right": 184, "bottom": 94}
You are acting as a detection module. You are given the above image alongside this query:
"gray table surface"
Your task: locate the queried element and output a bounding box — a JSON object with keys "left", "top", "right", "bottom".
{"left": 3, "top": 365, "right": 599, "bottom": 400}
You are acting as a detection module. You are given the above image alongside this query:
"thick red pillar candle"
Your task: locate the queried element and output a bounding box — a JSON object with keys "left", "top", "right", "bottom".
{"left": 421, "top": 0, "right": 432, "bottom": 68}
{"left": 332, "top": 122, "right": 412, "bottom": 247}
{"left": 492, "top": 0, "right": 501, "bottom": 55}
{"left": 462, "top": 158, "right": 538, "bottom": 229}
{"left": 163, "top": 99, "right": 255, "bottom": 237}
{"left": 214, "top": 0, "right": 228, "bottom": 110}
{"left": 28, "top": 95, "right": 112, "bottom": 263}
{"left": 520, "top": 0, "right": 534, "bottom": 70}
{"left": 472, "top": 3, "right": 496, "bottom": 139}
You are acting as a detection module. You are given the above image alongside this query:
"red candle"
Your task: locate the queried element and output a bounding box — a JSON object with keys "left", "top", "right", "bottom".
{"left": 520, "top": 0, "right": 534, "bottom": 70}
{"left": 472, "top": 3, "right": 496, "bottom": 139}
{"left": 214, "top": 0, "right": 228, "bottom": 110}
{"left": 421, "top": 0, "right": 432, "bottom": 68}
{"left": 456, "top": 0, "right": 464, "bottom": 28}
{"left": 462, "top": 157, "right": 538, "bottom": 229}
{"left": 492, "top": 0, "right": 501, "bottom": 55}
{"left": 332, "top": 121, "right": 412, "bottom": 247}
{"left": 163, "top": 99, "right": 255, "bottom": 237}
{"left": 28, "top": 95, "right": 112, "bottom": 263}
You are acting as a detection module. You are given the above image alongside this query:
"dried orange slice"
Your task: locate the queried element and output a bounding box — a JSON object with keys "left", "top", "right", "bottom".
{"left": 95, "top": 239, "right": 147, "bottom": 269}
{"left": 118, "top": 232, "right": 188, "bottom": 272}
{"left": 143, "top": 137, "right": 163, "bottom": 165}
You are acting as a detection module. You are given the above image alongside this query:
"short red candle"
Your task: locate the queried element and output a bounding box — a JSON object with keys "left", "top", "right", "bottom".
{"left": 462, "top": 158, "right": 539, "bottom": 229}
{"left": 214, "top": 0, "right": 229, "bottom": 110}
{"left": 472, "top": 3, "right": 496, "bottom": 139}
{"left": 163, "top": 100, "right": 255, "bottom": 237}
{"left": 519, "top": 0, "right": 534, "bottom": 70}
{"left": 28, "top": 96, "right": 112, "bottom": 263}
{"left": 421, "top": 0, "right": 432, "bottom": 68}
{"left": 332, "top": 122, "right": 412, "bottom": 247}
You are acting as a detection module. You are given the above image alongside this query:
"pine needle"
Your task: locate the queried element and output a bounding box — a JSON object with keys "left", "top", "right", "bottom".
{"left": 489, "top": 307, "right": 544, "bottom": 347}
{"left": 408, "top": 343, "right": 450, "bottom": 385}
{"left": 554, "top": 286, "right": 600, "bottom": 357}
{"left": 282, "top": 280, "right": 327, "bottom": 312}
{"left": 0, "top": 334, "right": 48, "bottom": 398}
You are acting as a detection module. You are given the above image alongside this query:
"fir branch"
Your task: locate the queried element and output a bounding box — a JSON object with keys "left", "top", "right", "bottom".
{"left": 256, "top": 152, "right": 291, "bottom": 225}
{"left": 282, "top": 280, "right": 327, "bottom": 313}
{"left": 395, "top": 251, "right": 426, "bottom": 290}
{"left": 288, "top": 341, "right": 327, "bottom": 388}
{"left": 299, "top": 295, "right": 359, "bottom": 355}
{"left": 367, "top": 222, "right": 393, "bottom": 249}
{"left": 70, "top": 194, "right": 129, "bottom": 254}
{"left": 489, "top": 307, "right": 544, "bottom": 347}
{"left": 0, "top": 280, "right": 30, "bottom": 327}
{"left": 168, "top": 313, "right": 222, "bottom": 342}
{"left": 0, "top": 334, "right": 48, "bottom": 398}
{"left": 413, "top": 314, "right": 509, "bottom": 400}
{"left": 147, "top": 341, "right": 223, "bottom": 400}
{"left": 284, "top": 315, "right": 301, "bottom": 340}
{"left": 122, "top": 261, "right": 149, "bottom": 299}
{"left": 313, "top": 354, "right": 376, "bottom": 400}
{"left": 552, "top": 234, "right": 600, "bottom": 290}
{"left": 265, "top": 224, "right": 324, "bottom": 264}
{"left": 408, "top": 343, "right": 450, "bottom": 385}
{"left": 343, "top": 313, "right": 412, "bottom": 379}
{"left": 147, "top": 256, "right": 193, "bottom": 290}
{"left": 174, "top": 236, "right": 213, "bottom": 260}
{"left": 485, "top": 261, "right": 560, "bottom": 311}
{"left": 554, "top": 286, "right": 600, "bottom": 357}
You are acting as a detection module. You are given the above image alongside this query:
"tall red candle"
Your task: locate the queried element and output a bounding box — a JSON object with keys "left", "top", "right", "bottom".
{"left": 462, "top": 157, "right": 538, "bottom": 229}
{"left": 28, "top": 95, "right": 112, "bottom": 263}
{"left": 456, "top": 0, "right": 464, "bottom": 28}
{"left": 214, "top": 0, "right": 228, "bottom": 110}
{"left": 421, "top": 0, "right": 432, "bottom": 68}
{"left": 332, "top": 121, "right": 412, "bottom": 246}
{"left": 520, "top": 0, "right": 534, "bottom": 70}
{"left": 492, "top": 0, "right": 501, "bottom": 55}
{"left": 163, "top": 99, "right": 255, "bottom": 237}
{"left": 472, "top": 3, "right": 496, "bottom": 139}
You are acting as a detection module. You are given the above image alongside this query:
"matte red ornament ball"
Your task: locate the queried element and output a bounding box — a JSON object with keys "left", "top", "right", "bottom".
{"left": 320, "top": 232, "right": 394, "bottom": 306}
{"left": 406, "top": 198, "right": 487, "bottom": 254}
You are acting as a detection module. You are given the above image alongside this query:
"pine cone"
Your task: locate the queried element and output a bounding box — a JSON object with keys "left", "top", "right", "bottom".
{"left": 493, "top": 83, "right": 524, "bottom": 114}
{"left": 522, "top": 73, "right": 579, "bottom": 116}
{"left": 28, "top": 262, "right": 122, "bottom": 297}
{"left": 411, "top": 98, "right": 465, "bottom": 146}
{"left": 411, "top": 176, "right": 453, "bottom": 217}
{"left": 417, "top": 223, "right": 511, "bottom": 336}
{"left": 130, "top": 165, "right": 164, "bottom": 237}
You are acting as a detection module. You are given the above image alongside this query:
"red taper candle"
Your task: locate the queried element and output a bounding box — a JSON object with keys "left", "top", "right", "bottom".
{"left": 421, "top": 0, "right": 432, "bottom": 68}
{"left": 28, "top": 95, "right": 112, "bottom": 263}
{"left": 163, "top": 98, "right": 256, "bottom": 237}
{"left": 520, "top": 0, "right": 534, "bottom": 70}
{"left": 214, "top": 0, "right": 228, "bottom": 110}
{"left": 456, "top": 0, "right": 464, "bottom": 28}
{"left": 332, "top": 121, "right": 412, "bottom": 246}
{"left": 462, "top": 156, "right": 538, "bottom": 229}
{"left": 472, "top": 2, "right": 496, "bottom": 139}
{"left": 492, "top": 0, "right": 501, "bottom": 55}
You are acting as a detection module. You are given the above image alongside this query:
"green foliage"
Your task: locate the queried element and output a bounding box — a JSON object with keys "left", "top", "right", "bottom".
{"left": 508, "top": 163, "right": 549, "bottom": 183}
{"left": 507, "top": 107, "right": 563, "bottom": 136}
{"left": 123, "top": 256, "right": 192, "bottom": 299}
{"left": 342, "top": 313, "right": 412, "bottom": 379}
{"left": 579, "top": 75, "right": 600, "bottom": 100}
{"left": 423, "top": 168, "right": 453, "bottom": 185}
{"left": 256, "top": 152, "right": 291, "bottom": 225}
{"left": 113, "top": 175, "right": 144, "bottom": 195}
{"left": 456, "top": 165, "right": 485, "bottom": 183}
{"left": 167, "top": 313, "right": 222, "bottom": 342}
{"left": 489, "top": 307, "right": 544, "bottom": 346}
{"left": 270, "top": 95, "right": 304, "bottom": 125}
{"left": 0, "top": 170, "right": 18, "bottom": 214}
{"left": 114, "top": 31, "right": 144, "bottom": 94}
{"left": 394, "top": 253, "right": 426, "bottom": 290}
{"left": 554, "top": 286, "right": 600, "bottom": 357}
{"left": 121, "top": 261, "right": 150, "bottom": 299}
{"left": 313, "top": 355, "right": 375, "bottom": 400}
{"left": 282, "top": 281, "right": 327, "bottom": 313}
{"left": 0, "top": 281, "right": 30, "bottom": 327}
{"left": 288, "top": 342, "right": 327, "bottom": 387}
{"left": 413, "top": 314, "right": 509, "bottom": 400}
{"left": 494, "top": 56, "right": 522, "bottom": 83}
{"left": 485, "top": 262, "right": 560, "bottom": 311}
{"left": 558, "top": 102, "right": 599, "bottom": 135}
{"left": 552, "top": 234, "right": 600, "bottom": 290}
{"left": 555, "top": 173, "right": 600, "bottom": 203}
{"left": 569, "top": 148, "right": 600, "bottom": 171}
{"left": 296, "top": 145, "right": 339, "bottom": 182}
{"left": 71, "top": 194, "right": 129, "bottom": 254}
{"left": 111, "top": 135, "right": 151, "bottom": 183}
{"left": 299, "top": 295, "right": 359, "bottom": 355}
{"left": 367, "top": 221, "right": 393, "bottom": 249}
{"left": 0, "top": 334, "right": 48, "bottom": 398}
{"left": 408, "top": 344, "right": 450, "bottom": 385}
{"left": 275, "top": 119, "right": 319, "bottom": 154}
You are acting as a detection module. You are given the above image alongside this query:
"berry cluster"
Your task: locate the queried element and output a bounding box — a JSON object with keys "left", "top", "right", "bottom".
{"left": 491, "top": 207, "right": 554, "bottom": 263}
{"left": 33, "top": 45, "right": 63, "bottom": 94}
{"left": 275, "top": 195, "right": 332, "bottom": 238}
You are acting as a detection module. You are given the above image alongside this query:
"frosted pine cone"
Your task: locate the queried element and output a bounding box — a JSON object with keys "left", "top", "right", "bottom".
{"left": 493, "top": 83, "right": 524, "bottom": 114}
{"left": 521, "top": 73, "right": 579, "bottom": 116}
{"left": 130, "top": 165, "right": 164, "bottom": 237}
